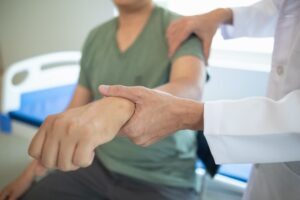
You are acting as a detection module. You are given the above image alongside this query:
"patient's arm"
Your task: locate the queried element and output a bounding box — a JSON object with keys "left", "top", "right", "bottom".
{"left": 0, "top": 160, "right": 46, "bottom": 200}
{"left": 157, "top": 56, "right": 205, "bottom": 99}
{"left": 67, "top": 85, "right": 93, "bottom": 109}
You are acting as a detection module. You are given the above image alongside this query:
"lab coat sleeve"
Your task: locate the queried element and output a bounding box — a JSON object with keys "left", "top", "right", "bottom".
{"left": 204, "top": 90, "right": 300, "bottom": 164}
{"left": 221, "top": 0, "right": 280, "bottom": 39}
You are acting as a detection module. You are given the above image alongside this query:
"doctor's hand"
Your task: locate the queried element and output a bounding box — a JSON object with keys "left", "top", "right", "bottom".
{"left": 167, "top": 8, "right": 233, "bottom": 63}
{"left": 28, "top": 97, "right": 134, "bottom": 171}
{"left": 99, "top": 85, "right": 204, "bottom": 147}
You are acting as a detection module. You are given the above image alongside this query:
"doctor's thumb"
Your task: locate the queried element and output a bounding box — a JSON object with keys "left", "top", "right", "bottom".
{"left": 99, "top": 85, "right": 139, "bottom": 102}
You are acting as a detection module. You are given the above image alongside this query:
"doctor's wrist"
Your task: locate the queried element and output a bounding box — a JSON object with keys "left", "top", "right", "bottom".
{"left": 212, "top": 8, "right": 233, "bottom": 25}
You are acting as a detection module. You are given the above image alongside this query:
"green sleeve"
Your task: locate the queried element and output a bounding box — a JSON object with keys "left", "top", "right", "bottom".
{"left": 171, "top": 35, "right": 205, "bottom": 63}
{"left": 78, "top": 29, "right": 98, "bottom": 90}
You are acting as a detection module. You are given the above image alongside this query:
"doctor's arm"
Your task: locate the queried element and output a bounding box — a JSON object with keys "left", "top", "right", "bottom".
{"left": 100, "top": 86, "right": 300, "bottom": 164}
{"left": 221, "top": 0, "right": 279, "bottom": 39}
{"left": 167, "top": 0, "right": 279, "bottom": 61}
{"left": 204, "top": 89, "right": 300, "bottom": 164}
{"left": 111, "top": 55, "right": 205, "bottom": 146}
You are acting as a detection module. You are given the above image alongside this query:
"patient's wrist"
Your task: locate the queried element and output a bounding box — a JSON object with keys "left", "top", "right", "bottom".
{"left": 101, "top": 97, "right": 135, "bottom": 118}
{"left": 96, "top": 97, "right": 135, "bottom": 131}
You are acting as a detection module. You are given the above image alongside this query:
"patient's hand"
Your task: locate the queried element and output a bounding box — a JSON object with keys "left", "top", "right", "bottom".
{"left": 28, "top": 97, "right": 135, "bottom": 171}
{"left": 0, "top": 160, "right": 46, "bottom": 200}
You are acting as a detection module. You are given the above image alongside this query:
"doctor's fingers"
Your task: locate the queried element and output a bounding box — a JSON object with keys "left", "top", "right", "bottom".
{"left": 99, "top": 85, "right": 147, "bottom": 103}
{"left": 202, "top": 38, "right": 213, "bottom": 65}
{"left": 167, "top": 19, "right": 191, "bottom": 57}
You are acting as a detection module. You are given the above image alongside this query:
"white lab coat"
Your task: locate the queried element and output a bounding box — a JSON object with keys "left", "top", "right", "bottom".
{"left": 203, "top": 0, "right": 300, "bottom": 199}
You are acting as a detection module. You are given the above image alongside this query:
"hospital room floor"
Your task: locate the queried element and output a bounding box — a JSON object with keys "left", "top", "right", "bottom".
{"left": 0, "top": 121, "right": 244, "bottom": 200}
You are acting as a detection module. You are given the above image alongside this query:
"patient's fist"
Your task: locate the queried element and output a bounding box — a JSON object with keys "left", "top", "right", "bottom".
{"left": 28, "top": 97, "right": 134, "bottom": 171}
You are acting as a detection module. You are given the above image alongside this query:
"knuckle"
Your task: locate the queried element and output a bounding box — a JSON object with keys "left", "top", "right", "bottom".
{"left": 83, "top": 159, "right": 93, "bottom": 168}
{"left": 128, "top": 132, "right": 137, "bottom": 139}
{"left": 122, "top": 125, "right": 132, "bottom": 135}
{"left": 52, "top": 117, "right": 61, "bottom": 129}
{"left": 132, "top": 137, "right": 143, "bottom": 146}
{"left": 58, "top": 163, "right": 70, "bottom": 172}
{"left": 71, "top": 157, "right": 81, "bottom": 166}
{"left": 125, "top": 127, "right": 137, "bottom": 138}
{"left": 66, "top": 120, "right": 78, "bottom": 136}
{"left": 44, "top": 115, "right": 54, "bottom": 124}
{"left": 28, "top": 149, "right": 38, "bottom": 159}
{"left": 41, "top": 159, "right": 54, "bottom": 169}
{"left": 131, "top": 135, "right": 147, "bottom": 147}
{"left": 81, "top": 125, "right": 93, "bottom": 136}
{"left": 73, "top": 158, "right": 90, "bottom": 168}
{"left": 127, "top": 125, "right": 145, "bottom": 139}
{"left": 136, "top": 125, "right": 145, "bottom": 137}
{"left": 140, "top": 142, "right": 149, "bottom": 148}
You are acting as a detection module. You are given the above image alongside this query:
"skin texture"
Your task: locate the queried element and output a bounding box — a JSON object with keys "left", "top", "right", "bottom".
{"left": 167, "top": 8, "right": 233, "bottom": 64}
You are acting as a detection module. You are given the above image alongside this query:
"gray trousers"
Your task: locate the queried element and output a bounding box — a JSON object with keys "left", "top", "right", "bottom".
{"left": 20, "top": 158, "right": 198, "bottom": 200}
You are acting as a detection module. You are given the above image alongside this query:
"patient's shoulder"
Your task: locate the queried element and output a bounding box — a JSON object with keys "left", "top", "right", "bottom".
{"left": 87, "top": 18, "right": 117, "bottom": 41}
{"left": 86, "top": 18, "right": 117, "bottom": 43}
{"left": 155, "top": 6, "right": 182, "bottom": 28}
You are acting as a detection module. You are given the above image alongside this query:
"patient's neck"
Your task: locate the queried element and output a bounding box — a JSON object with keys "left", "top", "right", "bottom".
{"left": 117, "top": 3, "right": 154, "bottom": 30}
{"left": 116, "top": 3, "right": 154, "bottom": 52}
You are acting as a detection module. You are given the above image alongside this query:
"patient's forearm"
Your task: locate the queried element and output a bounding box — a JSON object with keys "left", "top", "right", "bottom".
{"left": 156, "top": 79, "right": 203, "bottom": 100}
{"left": 156, "top": 56, "right": 205, "bottom": 100}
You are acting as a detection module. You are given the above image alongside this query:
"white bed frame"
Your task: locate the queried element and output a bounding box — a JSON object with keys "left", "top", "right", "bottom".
{"left": 1, "top": 51, "right": 81, "bottom": 114}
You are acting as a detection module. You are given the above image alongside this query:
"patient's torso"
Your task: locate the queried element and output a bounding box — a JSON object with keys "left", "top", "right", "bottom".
{"left": 78, "top": 6, "right": 203, "bottom": 189}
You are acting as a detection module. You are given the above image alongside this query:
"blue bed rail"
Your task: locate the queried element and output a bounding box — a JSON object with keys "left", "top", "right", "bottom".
{"left": 1, "top": 84, "right": 76, "bottom": 130}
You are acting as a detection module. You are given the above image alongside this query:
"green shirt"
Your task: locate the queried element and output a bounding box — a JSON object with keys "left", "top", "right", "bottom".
{"left": 79, "top": 6, "right": 204, "bottom": 189}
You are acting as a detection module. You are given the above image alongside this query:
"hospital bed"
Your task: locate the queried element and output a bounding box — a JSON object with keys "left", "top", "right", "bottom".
{"left": 0, "top": 51, "right": 255, "bottom": 191}
{"left": 0, "top": 52, "right": 80, "bottom": 131}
